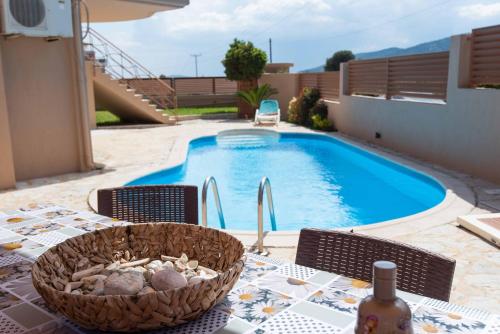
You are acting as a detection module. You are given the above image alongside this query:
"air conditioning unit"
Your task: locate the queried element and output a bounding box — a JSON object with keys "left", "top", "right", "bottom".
{"left": 1, "top": 0, "right": 73, "bottom": 38}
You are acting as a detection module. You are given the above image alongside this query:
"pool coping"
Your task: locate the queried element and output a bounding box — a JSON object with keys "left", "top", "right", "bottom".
{"left": 87, "top": 124, "right": 476, "bottom": 246}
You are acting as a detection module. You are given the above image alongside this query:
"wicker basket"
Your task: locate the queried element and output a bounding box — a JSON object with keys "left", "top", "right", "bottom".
{"left": 32, "top": 223, "right": 245, "bottom": 332}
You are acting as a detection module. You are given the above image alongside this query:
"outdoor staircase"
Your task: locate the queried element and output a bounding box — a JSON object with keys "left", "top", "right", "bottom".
{"left": 84, "top": 28, "right": 176, "bottom": 125}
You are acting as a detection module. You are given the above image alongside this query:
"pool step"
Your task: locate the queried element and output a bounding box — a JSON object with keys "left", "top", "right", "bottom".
{"left": 216, "top": 131, "right": 280, "bottom": 148}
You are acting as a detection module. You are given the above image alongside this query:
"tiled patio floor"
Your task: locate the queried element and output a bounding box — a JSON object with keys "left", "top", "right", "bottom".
{"left": 0, "top": 120, "right": 498, "bottom": 313}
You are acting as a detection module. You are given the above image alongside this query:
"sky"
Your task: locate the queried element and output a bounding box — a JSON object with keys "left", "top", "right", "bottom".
{"left": 90, "top": 0, "right": 500, "bottom": 76}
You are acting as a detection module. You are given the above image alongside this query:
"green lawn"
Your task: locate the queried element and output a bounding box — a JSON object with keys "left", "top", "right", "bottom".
{"left": 96, "top": 107, "right": 237, "bottom": 126}
{"left": 164, "top": 106, "right": 237, "bottom": 116}
{"left": 95, "top": 111, "right": 124, "bottom": 126}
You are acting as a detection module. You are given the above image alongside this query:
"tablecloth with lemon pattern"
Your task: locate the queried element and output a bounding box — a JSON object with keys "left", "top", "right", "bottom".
{"left": 0, "top": 204, "right": 498, "bottom": 333}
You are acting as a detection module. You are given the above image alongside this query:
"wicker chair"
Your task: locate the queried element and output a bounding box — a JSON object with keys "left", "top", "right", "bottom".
{"left": 97, "top": 185, "right": 198, "bottom": 225}
{"left": 296, "top": 229, "right": 456, "bottom": 301}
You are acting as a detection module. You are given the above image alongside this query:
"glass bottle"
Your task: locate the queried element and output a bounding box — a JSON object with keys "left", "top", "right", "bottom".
{"left": 355, "top": 261, "right": 414, "bottom": 334}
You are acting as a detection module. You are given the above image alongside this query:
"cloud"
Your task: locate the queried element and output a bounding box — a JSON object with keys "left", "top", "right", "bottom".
{"left": 92, "top": 0, "right": 500, "bottom": 76}
{"left": 457, "top": 2, "right": 500, "bottom": 18}
{"left": 156, "top": 0, "right": 332, "bottom": 35}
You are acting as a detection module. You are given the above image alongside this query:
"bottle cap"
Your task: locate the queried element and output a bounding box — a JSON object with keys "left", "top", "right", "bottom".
{"left": 373, "top": 261, "right": 397, "bottom": 280}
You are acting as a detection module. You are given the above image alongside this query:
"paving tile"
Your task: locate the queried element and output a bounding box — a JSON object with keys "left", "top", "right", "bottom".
{"left": 0, "top": 255, "right": 30, "bottom": 268}
{"left": 0, "top": 218, "right": 42, "bottom": 231}
{"left": 2, "top": 303, "right": 54, "bottom": 329}
{"left": 213, "top": 317, "right": 254, "bottom": 334}
{"left": 56, "top": 227, "right": 86, "bottom": 238}
{"left": 3, "top": 277, "right": 40, "bottom": 301}
{"left": 0, "top": 261, "right": 32, "bottom": 284}
{"left": 307, "top": 271, "right": 339, "bottom": 285}
{"left": 33, "top": 208, "right": 77, "bottom": 221}
{"left": 218, "top": 285, "right": 295, "bottom": 325}
{"left": 327, "top": 276, "right": 373, "bottom": 298}
{"left": 276, "top": 263, "right": 317, "bottom": 281}
{"left": 0, "top": 215, "right": 37, "bottom": 228}
{"left": 256, "top": 272, "right": 320, "bottom": 299}
{"left": 72, "top": 222, "right": 108, "bottom": 233}
{"left": 413, "top": 305, "right": 487, "bottom": 334}
{"left": 0, "top": 239, "right": 44, "bottom": 258}
{"left": 0, "top": 229, "right": 20, "bottom": 242}
{"left": 239, "top": 258, "right": 279, "bottom": 282}
{"left": 307, "top": 289, "right": 362, "bottom": 316}
{"left": 0, "top": 288, "right": 22, "bottom": 310}
{"left": 255, "top": 310, "right": 343, "bottom": 334}
{"left": 0, "top": 312, "right": 25, "bottom": 333}
{"left": 290, "top": 301, "right": 356, "bottom": 328}
{"left": 23, "top": 320, "right": 79, "bottom": 334}
{"left": 21, "top": 247, "right": 49, "bottom": 260}
{"left": 150, "top": 309, "right": 231, "bottom": 334}
{"left": 12, "top": 222, "right": 65, "bottom": 237}
{"left": 28, "top": 232, "right": 69, "bottom": 246}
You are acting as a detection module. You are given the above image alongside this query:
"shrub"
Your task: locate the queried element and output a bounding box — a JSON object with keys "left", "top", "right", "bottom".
{"left": 236, "top": 84, "right": 278, "bottom": 109}
{"left": 287, "top": 96, "right": 302, "bottom": 124}
{"left": 300, "top": 88, "right": 321, "bottom": 126}
{"left": 222, "top": 39, "right": 267, "bottom": 82}
{"left": 309, "top": 101, "right": 329, "bottom": 120}
{"left": 325, "top": 50, "right": 355, "bottom": 71}
{"left": 311, "top": 114, "right": 335, "bottom": 131}
{"left": 301, "top": 87, "right": 321, "bottom": 111}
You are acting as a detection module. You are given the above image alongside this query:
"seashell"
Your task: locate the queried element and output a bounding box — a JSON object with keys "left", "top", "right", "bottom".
{"left": 145, "top": 260, "right": 162, "bottom": 270}
{"left": 161, "top": 255, "right": 178, "bottom": 262}
{"left": 77, "top": 258, "right": 90, "bottom": 268}
{"left": 186, "top": 260, "right": 198, "bottom": 270}
{"left": 188, "top": 276, "right": 204, "bottom": 286}
{"left": 105, "top": 262, "right": 121, "bottom": 271}
{"left": 144, "top": 269, "right": 155, "bottom": 282}
{"left": 184, "top": 269, "right": 197, "bottom": 279}
{"left": 127, "top": 266, "right": 147, "bottom": 274}
{"left": 82, "top": 275, "right": 108, "bottom": 285}
{"left": 175, "top": 260, "right": 186, "bottom": 271}
{"left": 199, "top": 270, "right": 217, "bottom": 280}
{"left": 179, "top": 253, "right": 189, "bottom": 264}
{"left": 162, "top": 261, "right": 174, "bottom": 269}
{"left": 198, "top": 265, "right": 217, "bottom": 276}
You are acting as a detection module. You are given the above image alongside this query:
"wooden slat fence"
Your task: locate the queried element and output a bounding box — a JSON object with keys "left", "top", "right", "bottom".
{"left": 298, "top": 72, "right": 340, "bottom": 100}
{"left": 168, "top": 77, "right": 237, "bottom": 96}
{"left": 348, "top": 52, "right": 450, "bottom": 100}
{"left": 470, "top": 24, "right": 500, "bottom": 86}
{"left": 123, "top": 77, "right": 238, "bottom": 107}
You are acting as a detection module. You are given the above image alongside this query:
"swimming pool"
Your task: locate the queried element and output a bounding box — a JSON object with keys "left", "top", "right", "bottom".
{"left": 128, "top": 130, "right": 446, "bottom": 231}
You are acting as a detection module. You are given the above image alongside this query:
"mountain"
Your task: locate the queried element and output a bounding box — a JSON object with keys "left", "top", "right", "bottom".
{"left": 301, "top": 37, "right": 451, "bottom": 73}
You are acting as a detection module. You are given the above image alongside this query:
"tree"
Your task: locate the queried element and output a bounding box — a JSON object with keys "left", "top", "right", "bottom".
{"left": 236, "top": 84, "right": 278, "bottom": 109}
{"left": 222, "top": 39, "right": 267, "bottom": 81}
{"left": 325, "top": 50, "right": 355, "bottom": 71}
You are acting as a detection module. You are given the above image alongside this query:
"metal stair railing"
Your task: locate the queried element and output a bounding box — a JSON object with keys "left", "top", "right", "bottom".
{"left": 256, "top": 177, "right": 277, "bottom": 254}
{"left": 84, "top": 28, "right": 177, "bottom": 111}
{"left": 201, "top": 177, "right": 226, "bottom": 229}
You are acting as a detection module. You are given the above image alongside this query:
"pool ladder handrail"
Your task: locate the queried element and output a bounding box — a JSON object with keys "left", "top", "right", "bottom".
{"left": 257, "top": 177, "right": 277, "bottom": 254}
{"left": 201, "top": 176, "right": 226, "bottom": 229}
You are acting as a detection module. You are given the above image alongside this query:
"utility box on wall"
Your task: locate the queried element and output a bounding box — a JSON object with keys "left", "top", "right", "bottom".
{"left": 1, "top": 0, "right": 73, "bottom": 38}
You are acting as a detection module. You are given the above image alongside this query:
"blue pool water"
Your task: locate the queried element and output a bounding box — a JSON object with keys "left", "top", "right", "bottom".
{"left": 128, "top": 130, "right": 445, "bottom": 231}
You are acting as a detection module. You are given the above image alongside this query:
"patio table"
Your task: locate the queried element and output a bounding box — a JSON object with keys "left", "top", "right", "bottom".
{"left": 0, "top": 204, "right": 498, "bottom": 333}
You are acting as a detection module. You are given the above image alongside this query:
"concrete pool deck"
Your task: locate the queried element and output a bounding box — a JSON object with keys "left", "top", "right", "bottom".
{"left": 0, "top": 119, "right": 499, "bottom": 312}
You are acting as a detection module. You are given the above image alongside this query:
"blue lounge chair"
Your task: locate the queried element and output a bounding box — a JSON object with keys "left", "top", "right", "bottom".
{"left": 255, "top": 99, "right": 280, "bottom": 126}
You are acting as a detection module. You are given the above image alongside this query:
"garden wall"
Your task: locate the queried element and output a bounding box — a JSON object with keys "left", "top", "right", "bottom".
{"left": 0, "top": 4, "right": 93, "bottom": 188}
{"left": 327, "top": 34, "right": 500, "bottom": 184}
